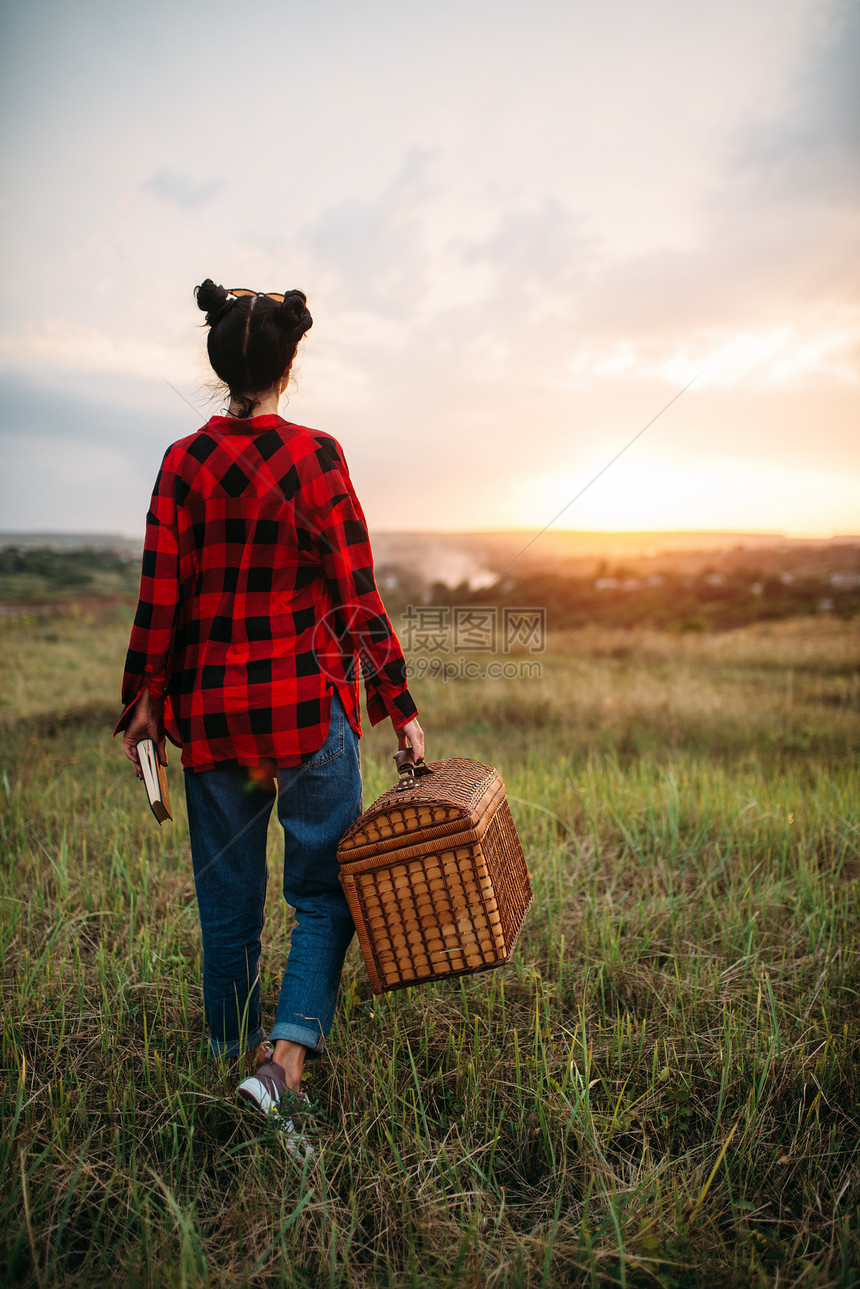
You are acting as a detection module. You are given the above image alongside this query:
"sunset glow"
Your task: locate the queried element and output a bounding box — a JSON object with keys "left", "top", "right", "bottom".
{"left": 517, "top": 459, "right": 860, "bottom": 538}
{"left": 0, "top": 0, "right": 857, "bottom": 539}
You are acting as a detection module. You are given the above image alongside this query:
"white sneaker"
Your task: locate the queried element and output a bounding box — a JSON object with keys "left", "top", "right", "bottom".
{"left": 237, "top": 1060, "right": 314, "bottom": 1155}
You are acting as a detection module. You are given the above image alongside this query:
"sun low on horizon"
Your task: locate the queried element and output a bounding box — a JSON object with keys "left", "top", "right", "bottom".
{"left": 504, "top": 458, "right": 860, "bottom": 540}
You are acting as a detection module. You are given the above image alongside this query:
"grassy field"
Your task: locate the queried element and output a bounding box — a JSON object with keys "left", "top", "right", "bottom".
{"left": 1, "top": 606, "right": 858, "bottom": 1287}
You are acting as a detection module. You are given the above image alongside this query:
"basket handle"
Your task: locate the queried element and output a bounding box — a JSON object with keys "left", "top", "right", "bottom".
{"left": 393, "top": 747, "right": 431, "bottom": 789}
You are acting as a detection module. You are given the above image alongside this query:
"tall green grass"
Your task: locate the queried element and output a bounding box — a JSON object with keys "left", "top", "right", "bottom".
{"left": 1, "top": 612, "right": 858, "bottom": 1286}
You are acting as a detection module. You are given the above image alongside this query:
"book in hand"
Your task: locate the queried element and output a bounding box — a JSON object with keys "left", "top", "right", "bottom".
{"left": 136, "top": 739, "right": 172, "bottom": 824}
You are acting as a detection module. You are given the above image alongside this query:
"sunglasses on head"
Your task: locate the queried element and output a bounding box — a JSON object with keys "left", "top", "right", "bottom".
{"left": 228, "top": 288, "right": 285, "bottom": 302}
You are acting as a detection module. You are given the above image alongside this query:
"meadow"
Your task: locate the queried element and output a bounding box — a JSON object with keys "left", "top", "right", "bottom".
{"left": 1, "top": 606, "right": 858, "bottom": 1287}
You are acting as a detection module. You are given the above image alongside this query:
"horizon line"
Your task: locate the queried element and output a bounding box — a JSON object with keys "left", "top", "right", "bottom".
{"left": 1, "top": 527, "right": 858, "bottom": 543}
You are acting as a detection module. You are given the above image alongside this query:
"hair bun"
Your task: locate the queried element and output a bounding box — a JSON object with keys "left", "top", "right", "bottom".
{"left": 194, "top": 279, "right": 234, "bottom": 326}
{"left": 277, "top": 289, "right": 313, "bottom": 338}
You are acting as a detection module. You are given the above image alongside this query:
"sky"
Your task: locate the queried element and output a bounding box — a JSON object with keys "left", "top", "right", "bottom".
{"left": 0, "top": 0, "right": 858, "bottom": 538}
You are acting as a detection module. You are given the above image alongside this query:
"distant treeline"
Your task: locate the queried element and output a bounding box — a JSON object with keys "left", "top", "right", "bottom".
{"left": 0, "top": 546, "right": 140, "bottom": 600}
{"left": 2, "top": 544, "right": 858, "bottom": 631}
{"left": 414, "top": 569, "right": 860, "bottom": 631}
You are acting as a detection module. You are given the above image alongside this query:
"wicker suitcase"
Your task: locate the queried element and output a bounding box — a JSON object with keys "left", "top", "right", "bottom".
{"left": 337, "top": 755, "right": 532, "bottom": 993}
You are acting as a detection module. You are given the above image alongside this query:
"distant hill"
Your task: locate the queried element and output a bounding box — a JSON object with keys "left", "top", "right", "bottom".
{"left": 1, "top": 531, "right": 857, "bottom": 630}
{"left": 0, "top": 532, "right": 143, "bottom": 556}
{"left": 2, "top": 529, "right": 858, "bottom": 587}
{"left": 369, "top": 530, "right": 860, "bottom": 592}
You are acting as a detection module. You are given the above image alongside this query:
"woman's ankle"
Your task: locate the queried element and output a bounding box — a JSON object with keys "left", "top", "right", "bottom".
{"left": 272, "top": 1038, "right": 307, "bottom": 1089}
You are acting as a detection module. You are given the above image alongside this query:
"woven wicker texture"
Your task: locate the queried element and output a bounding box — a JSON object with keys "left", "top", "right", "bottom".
{"left": 338, "top": 758, "right": 532, "bottom": 993}
{"left": 338, "top": 758, "right": 500, "bottom": 860}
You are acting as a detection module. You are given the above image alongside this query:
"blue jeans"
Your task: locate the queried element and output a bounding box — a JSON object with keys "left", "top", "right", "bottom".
{"left": 184, "top": 694, "right": 362, "bottom": 1060}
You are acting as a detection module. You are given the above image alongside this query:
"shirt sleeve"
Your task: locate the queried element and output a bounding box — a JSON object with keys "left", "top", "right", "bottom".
{"left": 114, "top": 458, "right": 180, "bottom": 733}
{"left": 309, "top": 441, "right": 418, "bottom": 730}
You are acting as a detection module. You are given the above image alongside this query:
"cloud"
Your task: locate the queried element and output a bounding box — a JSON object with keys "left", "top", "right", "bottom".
{"left": 735, "top": 1, "right": 860, "bottom": 202}
{"left": 142, "top": 167, "right": 224, "bottom": 209}
{"left": 463, "top": 200, "right": 594, "bottom": 293}
{"left": 0, "top": 368, "right": 201, "bottom": 534}
{"left": 290, "top": 9, "right": 860, "bottom": 412}
{"left": 440, "top": 2, "right": 860, "bottom": 396}
{"left": 301, "top": 149, "right": 439, "bottom": 313}
{"left": 0, "top": 316, "right": 200, "bottom": 384}
{"left": 0, "top": 431, "right": 148, "bottom": 534}
{"left": 1, "top": 1, "right": 857, "bottom": 535}
{"left": 0, "top": 367, "right": 198, "bottom": 451}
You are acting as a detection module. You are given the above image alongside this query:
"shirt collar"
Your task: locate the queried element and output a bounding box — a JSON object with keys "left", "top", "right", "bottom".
{"left": 207, "top": 414, "right": 287, "bottom": 434}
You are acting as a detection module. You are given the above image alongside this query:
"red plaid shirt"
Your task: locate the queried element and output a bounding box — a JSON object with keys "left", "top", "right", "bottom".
{"left": 116, "top": 414, "right": 417, "bottom": 771}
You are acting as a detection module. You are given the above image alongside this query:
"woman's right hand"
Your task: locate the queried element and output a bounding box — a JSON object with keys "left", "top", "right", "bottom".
{"left": 397, "top": 716, "right": 425, "bottom": 763}
{"left": 122, "top": 687, "right": 167, "bottom": 778}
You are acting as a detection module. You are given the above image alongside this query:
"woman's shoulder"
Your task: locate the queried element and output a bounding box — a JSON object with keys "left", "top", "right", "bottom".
{"left": 278, "top": 422, "right": 349, "bottom": 477}
{"left": 158, "top": 422, "right": 222, "bottom": 468}
{"left": 156, "top": 418, "right": 349, "bottom": 487}
{"left": 281, "top": 420, "right": 344, "bottom": 454}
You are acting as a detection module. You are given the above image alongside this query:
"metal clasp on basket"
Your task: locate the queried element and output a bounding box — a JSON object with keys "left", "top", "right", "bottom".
{"left": 393, "top": 748, "right": 430, "bottom": 791}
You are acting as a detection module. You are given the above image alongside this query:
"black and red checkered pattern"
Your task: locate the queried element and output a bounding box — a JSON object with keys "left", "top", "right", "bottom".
{"left": 116, "top": 415, "right": 417, "bottom": 771}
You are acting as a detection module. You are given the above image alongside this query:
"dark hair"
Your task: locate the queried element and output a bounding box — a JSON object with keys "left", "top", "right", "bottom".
{"left": 194, "top": 279, "right": 313, "bottom": 417}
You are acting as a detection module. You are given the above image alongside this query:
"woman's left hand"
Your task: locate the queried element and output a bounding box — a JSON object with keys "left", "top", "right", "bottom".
{"left": 396, "top": 716, "right": 425, "bottom": 763}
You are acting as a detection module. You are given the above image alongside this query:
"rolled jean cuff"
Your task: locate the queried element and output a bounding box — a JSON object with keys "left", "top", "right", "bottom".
{"left": 270, "top": 1019, "right": 326, "bottom": 1057}
{"left": 207, "top": 1024, "right": 266, "bottom": 1060}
